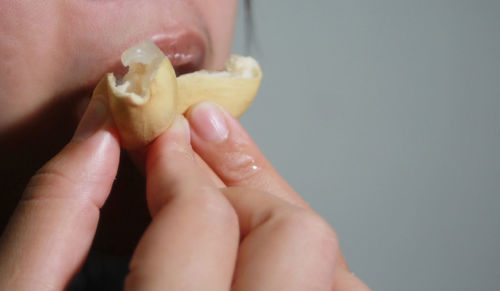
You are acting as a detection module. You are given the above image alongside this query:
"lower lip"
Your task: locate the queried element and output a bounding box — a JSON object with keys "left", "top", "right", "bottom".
{"left": 152, "top": 32, "right": 206, "bottom": 75}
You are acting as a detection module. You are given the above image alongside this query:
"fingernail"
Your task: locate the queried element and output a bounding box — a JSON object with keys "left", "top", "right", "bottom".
{"left": 189, "top": 102, "right": 229, "bottom": 142}
{"left": 72, "top": 95, "right": 108, "bottom": 142}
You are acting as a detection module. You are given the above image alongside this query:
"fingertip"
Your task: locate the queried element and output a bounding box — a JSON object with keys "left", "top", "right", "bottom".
{"left": 72, "top": 94, "right": 109, "bottom": 143}
{"left": 67, "top": 92, "right": 121, "bottom": 170}
{"left": 186, "top": 101, "right": 230, "bottom": 143}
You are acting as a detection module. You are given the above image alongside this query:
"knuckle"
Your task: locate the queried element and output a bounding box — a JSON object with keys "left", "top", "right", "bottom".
{"left": 23, "top": 166, "right": 77, "bottom": 200}
{"left": 21, "top": 165, "right": 102, "bottom": 213}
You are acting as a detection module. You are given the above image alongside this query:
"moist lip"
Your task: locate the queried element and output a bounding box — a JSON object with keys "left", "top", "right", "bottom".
{"left": 152, "top": 32, "right": 207, "bottom": 76}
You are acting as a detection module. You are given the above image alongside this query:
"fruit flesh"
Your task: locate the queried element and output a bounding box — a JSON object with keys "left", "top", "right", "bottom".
{"left": 115, "top": 40, "right": 166, "bottom": 104}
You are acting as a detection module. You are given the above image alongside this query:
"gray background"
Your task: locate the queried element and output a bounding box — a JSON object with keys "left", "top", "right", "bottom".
{"left": 232, "top": 1, "right": 500, "bottom": 290}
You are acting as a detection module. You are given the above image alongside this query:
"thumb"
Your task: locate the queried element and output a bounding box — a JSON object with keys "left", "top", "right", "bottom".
{"left": 0, "top": 94, "right": 120, "bottom": 290}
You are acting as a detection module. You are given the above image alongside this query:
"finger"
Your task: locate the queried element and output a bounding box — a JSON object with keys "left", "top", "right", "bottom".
{"left": 187, "top": 102, "right": 350, "bottom": 269}
{"left": 0, "top": 95, "right": 120, "bottom": 290}
{"left": 127, "top": 147, "right": 225, "bottom": 188}
{"left": 221, "top": 187, "right": 338, "bottom": 291}
{"left": 332, "top": 266, "right": 371, "bottom": 291}
{"left": 186, "top": 102, "right": 307, "bottom": 207}
{"left": 124, "top": 115, "right": 239, "bottom": 291}
{"left": 193, "top": 151, "right": 226, "bottom": 187}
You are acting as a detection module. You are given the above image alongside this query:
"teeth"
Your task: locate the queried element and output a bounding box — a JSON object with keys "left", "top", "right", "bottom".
{"left": 91, "top": 39, "right": 262, "bottom": 149}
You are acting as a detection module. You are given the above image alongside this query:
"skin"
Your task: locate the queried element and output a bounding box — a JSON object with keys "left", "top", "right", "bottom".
{"left": 0, "top": 0, "right": 370, "bottom": 290}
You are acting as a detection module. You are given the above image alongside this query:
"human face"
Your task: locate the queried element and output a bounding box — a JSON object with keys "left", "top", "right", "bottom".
{"left": 0, "top": 1, "right": 238, "bottom": 234}
{"left": 0, "top": 0, "right": 237, "bottom": 145}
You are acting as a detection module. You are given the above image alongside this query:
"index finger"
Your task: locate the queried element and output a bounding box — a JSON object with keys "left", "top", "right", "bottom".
{"left": 124, "top": 115, "right": 239, "bottom": 291}
{"left": 0, "top": 96, "right": 120, "bottom": 290}
{"left": 186, "top": 102, "right": 308, "bottom": 208}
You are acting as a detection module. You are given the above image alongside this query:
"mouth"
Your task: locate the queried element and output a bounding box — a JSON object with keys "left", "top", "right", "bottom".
{"left": 75, "top": 29, "right": 208, "bottom": 120}
{"left": 86, "top": 29, "right": 208, "bottom": 88}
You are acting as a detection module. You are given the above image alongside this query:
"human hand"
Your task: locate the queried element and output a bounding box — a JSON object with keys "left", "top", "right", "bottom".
{"left": 0, "top": 96, "right": 369, "bottom": 290}
{"left": 126, "top": 101, "right": 370, "bottom": 290}
{"left": 0, "top": 94, "right": 120, "bottom": 290}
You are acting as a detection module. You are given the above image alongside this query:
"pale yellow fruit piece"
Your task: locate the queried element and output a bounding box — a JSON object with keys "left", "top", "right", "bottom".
{"left": 91, "top": 40, "right": 262, "bottom": 149}
{"left": 177, "top": 55, "right": 262, "bottom": 118}
{"left": 93, "top": 40, "right": 177, "bottom": 149}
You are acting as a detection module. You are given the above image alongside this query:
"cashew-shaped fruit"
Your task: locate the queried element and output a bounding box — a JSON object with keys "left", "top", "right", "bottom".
{"left": 91, "top": 40, "right": 262, "bottom": 149}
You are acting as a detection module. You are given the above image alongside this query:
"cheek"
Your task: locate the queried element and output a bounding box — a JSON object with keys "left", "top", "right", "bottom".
{"left": 0, "top": 2, "right": 70, "bottom": 133}
{"left": 198, "top": 0, "right": 238, "bottom": 70}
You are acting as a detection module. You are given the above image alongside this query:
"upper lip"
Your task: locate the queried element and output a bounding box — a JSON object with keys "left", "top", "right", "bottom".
{"left": 152, "top": 30, "right": 207, "bottom": 76}
{"left": 86, "top": 27, "right": 208, "bottom": 88}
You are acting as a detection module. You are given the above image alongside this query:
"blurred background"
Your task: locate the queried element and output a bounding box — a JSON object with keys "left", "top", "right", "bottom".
{"left": 232, "top": 1, "right": 500, "bottom": 290}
